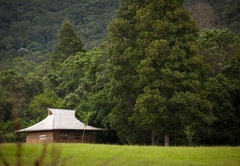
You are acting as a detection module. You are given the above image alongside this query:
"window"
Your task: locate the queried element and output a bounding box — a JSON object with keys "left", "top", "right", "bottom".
{"left": 61, "top": 133, "right": 68, "bottom": 139}
{"left": 39, "top": 135, "right": 46, "bottom": 140}
{"left": 75, "top": 133, "right": 80, "bottom": 140}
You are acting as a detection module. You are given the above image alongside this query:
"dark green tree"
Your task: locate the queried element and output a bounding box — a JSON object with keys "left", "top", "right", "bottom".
{"left": 63, "top": 49, "right": 99, "bottom": 109}
{"left": 197, "top": 29, "right": 240, "bottom": 76}
{"left": 132, "top": 0, "right": 215, "bottom": 146}
{"left": 85, "top": 47, "right": 113, "bottom": 128}
{"left": 103, "top": 0, "right": 151, "bottom": 144}
{"left": 0, "top": 68, "right": 44, "bottom": 142}
{"left": 48, "top": 21, "right": 86, "bottom": 97}
{"left": 210, "top": 0, "right": 240, "bottom": 36}
{"left": 197, "top": 29, "right": 240, "bottom": 145}
{"left": 28, "top": 88, "right": 65, "bottom": 121}
{"left": 0, "top": 70, "right": 31, "bottom": 120}
{"left": 204, "top": 53, "right": 240, "bottom": 145}
{"left": 223, "top": 54, "right": 240, "bottom": 145}
{"left": 62, "top": 47, "right": 110, "bottom": 125}
{"left": 204, "top": 75, "right": 237, "bottom": 145}
{"left": 105, "top": 0, "right": 214, "bottom": 145}
{"left": 50, "top": 20, "right": 86, "bottom": 70}
{"left": 54, "top": 52, "right": 87, "bottom": 98}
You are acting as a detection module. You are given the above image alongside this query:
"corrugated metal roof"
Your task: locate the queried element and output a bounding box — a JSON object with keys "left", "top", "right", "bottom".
{"left": 16, "top": 108, "right": 104, "bottom": 132}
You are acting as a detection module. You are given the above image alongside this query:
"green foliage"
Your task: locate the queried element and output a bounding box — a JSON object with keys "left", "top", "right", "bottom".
{"left": 48, "top": 21, "right": 88, "bottom": 99}
{"left": 205, "top": 76, "right": 237, "bottom": 145}
{"left": 103, "top": 0, "right": 150, "bottom": 144}
{"left": 80, "top": 47, "right": 116, "bottom": 131}
{"left": 28, "top": 89, "right": 65, "bottom": 120}
{"left": 77, "top": 111, "right": 94, "bottom": 127}
{"left": 2, "top": 132, "right": 16, "bottom": 143}
{"left": 210, "top": 0, "right": 240, "bottom": 36}
{"left": 0, "top": 0, "right": 120, "bottom": 70}
{"left": 198, "top": 28, "right": 240, "bottom": 76}
{"left": 0, "top": 69, "right": 39, "bottom": 120}
{"left": 76, "top": 110, "right": 94, "bottom": 143}
{"left": 0, "top": 120, "right": 15, "bottom": 142}
{"left": 54, "top": 52, "right": 88, "bottom": 98}
{"left": 184, "top": 125, "right": 195, "bottom": 146}
{"left": 50, "top": 20, "right": 86, "bottom": 70}
{"left": 185, "top": 0, "right": 240, "bottom": 35}
{"left": 106, "top": 0, "right": 214, "bottom": 145}
{"left": 196, "top": 29, "right": 240, "bottom": 145}
{"left": 63, "top": 47, "right": 113, "bottom": 132}
{"left": 0, "top": 88, "right": 12, "bottom": 121}
{"left": 12, "top": 57, "right": 37, "bottom": 77}
{"left": 0, "top": 118, "right": 27, "bottom": 143}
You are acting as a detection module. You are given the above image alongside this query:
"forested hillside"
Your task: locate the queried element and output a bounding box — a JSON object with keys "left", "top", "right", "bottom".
{"left": 0, "top": 0, "right": 239, "bottom": 145}
{"left": 186, "top": 0, "right": 240, "bottom": 35}
{"left": 0, "top": 0, "right": 120, "bottom": 69}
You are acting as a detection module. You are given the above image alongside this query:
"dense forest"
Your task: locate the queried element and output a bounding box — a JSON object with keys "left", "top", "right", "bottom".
{"left": 0, "top": 0, "right": 239, "bottom": 145}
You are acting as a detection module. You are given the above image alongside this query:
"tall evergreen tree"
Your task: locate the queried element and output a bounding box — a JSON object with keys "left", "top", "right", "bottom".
{"left": 104, "top": 0, "right": 149, "bottom": 144}
{"left": 50, "top": 20, "right": 86, "bottom": 70}
{"left": 48, "top": 21, "right": 86, "bottom": 95}
{"left": 106, "top": 0, "right": 214, "bottom": 145}
{"left": 133, "top": 0, "right": 215, "bottom": 146}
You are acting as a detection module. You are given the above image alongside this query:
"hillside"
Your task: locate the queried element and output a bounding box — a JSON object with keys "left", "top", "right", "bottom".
{"left": 0, "top": 0, "right": 120, "bottom": 69}
{"left": 186, "top": 0, "right": 240, "bottom": 35}
{"left": 0, "top": 0, "right": 239, "bottom": 70}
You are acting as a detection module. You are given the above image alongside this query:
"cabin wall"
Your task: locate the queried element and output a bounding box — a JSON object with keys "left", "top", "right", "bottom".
{"left": 26, "top": 131, "right": 53, "bottom": 143}
{"left": 26, "top": 130, "right": 96, "bottom": 143}
{"left": 53, "top": 130, "right": 95, "bottom": 143}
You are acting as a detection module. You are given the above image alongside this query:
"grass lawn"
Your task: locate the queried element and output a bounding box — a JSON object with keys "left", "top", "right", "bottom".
{"left": 0, "top": 143, "right": 240, "bottom": 166}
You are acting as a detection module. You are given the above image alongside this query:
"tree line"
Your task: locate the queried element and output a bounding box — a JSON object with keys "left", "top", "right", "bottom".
{"left": 0, "top": 0, "right": 239, "bottom": 145}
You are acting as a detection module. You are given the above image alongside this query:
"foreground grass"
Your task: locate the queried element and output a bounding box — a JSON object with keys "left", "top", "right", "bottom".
{"left": 0, "top": 143, "right": 240, "bottom": 166}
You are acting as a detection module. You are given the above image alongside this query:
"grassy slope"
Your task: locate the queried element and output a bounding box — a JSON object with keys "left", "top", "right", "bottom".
{"left": 0, "top": 143, "right": 240, "bottom": 166}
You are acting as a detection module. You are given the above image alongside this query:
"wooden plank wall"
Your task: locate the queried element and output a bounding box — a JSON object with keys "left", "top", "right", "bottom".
{"left": 26, "top": 131, "right": 53, "bottom": 143}
{"left": 53, "top": 130, "right": 95, "bottom": 143}
{"left": 25, "top": 130, "right": 96, "bottom": 143}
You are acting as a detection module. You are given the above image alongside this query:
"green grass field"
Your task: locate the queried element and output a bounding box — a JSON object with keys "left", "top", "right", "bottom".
{"left": 0, "top": 143, "right": 240, "bottom": 166}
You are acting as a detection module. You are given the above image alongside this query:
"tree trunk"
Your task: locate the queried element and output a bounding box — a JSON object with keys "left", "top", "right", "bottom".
{"left": 164, "top": 134, "right": 169, "bottom": 146}
{"left": 151, "top": 133, "right": 158, "bottom": 146}
{"left": 82, "top": 129, "right": 85, "bottom": 143}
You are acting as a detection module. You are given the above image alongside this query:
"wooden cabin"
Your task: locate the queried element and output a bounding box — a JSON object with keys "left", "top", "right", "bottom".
{"left": 16, "top": 108, "right": 103, "bottom": 143}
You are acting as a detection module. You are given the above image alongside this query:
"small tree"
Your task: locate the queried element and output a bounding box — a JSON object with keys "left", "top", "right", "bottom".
{"left": 184, "top": 125, "right": 195, "bottom": 146}
{"left": 77, "top": 111, "right": 94, "bottom": 143}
